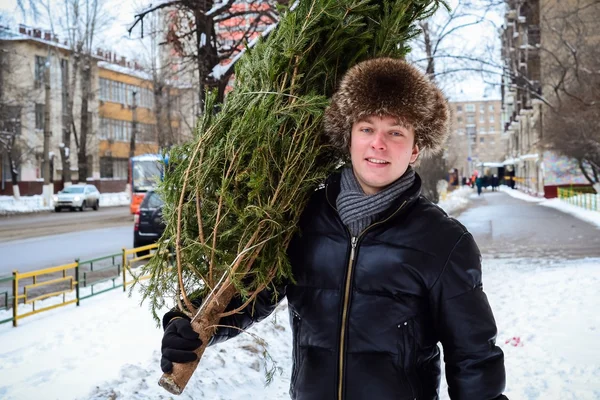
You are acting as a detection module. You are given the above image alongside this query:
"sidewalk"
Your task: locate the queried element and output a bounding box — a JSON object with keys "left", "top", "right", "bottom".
{"left": 458, "top": 189, "right": 600, "bottom": 260}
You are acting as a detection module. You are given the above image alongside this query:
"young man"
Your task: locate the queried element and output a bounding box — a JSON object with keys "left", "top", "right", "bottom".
{"left": 161, "top": 58, "right": 507, "bottom": 400}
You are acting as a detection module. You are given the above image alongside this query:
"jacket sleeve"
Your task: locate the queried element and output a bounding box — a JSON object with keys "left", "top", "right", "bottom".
{"left": 429, "top": 232, "right": 507, "bottom": 400}
{"left": 161, "top": 282, "right": 287, "bottom": 343}
{"left": 208, "top": 282, "right": 287, "bottom": 346}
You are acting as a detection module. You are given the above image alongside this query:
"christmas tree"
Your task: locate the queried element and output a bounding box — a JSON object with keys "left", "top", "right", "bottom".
{"left": 139, "top": 0, "right": 444, "bottom": 394}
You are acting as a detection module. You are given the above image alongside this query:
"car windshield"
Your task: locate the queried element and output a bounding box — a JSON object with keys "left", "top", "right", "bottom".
{"left": 62, "top": 187, "right": 85, "bottom": 194}
{"left": 133, "top": 160, "right": 162, "bottom": 193}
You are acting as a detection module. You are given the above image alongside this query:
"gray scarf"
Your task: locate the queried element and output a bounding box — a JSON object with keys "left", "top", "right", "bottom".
{"left": 336, "top": 166, "right": 416, "bottom": 236}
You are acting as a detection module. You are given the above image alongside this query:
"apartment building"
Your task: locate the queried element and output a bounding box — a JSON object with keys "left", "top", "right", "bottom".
{"left": 500, "top": 0, "right": 595, "bottom": 197}
{"left": 447, "top": 98, "right": 504, "bottom": 178}
{"left": 0, "top": 24, "right": 98, "bottom": 193}
{"left": 0, "top": 24, "right": 193, "bottom": 195}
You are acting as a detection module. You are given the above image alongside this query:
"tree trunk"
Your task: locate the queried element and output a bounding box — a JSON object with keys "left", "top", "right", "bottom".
{"left": 159, "top": 284, "right": 237, "bottom": 394}
{"left": 129, "top": 90, "right": 138, "bottom": 183}
{"left": 61, "top": 53, "right": 79, "bottom": 186}
{"left": 195, "top": 9, "right": 206, "bottom": 115}
{"left": 7, "top": 139, "right": 20, "bottom": 199}
{"left": 78, "top": 58, "right": 91, "bottom": 182}
{"left": 154, "top": 83, "right": 165, "bottom": 149}
{"left": 43, "top": 60, "right": 52, "bottom": 185}
{"left": 421, "top": 21, "right": 435, "bottom": 79}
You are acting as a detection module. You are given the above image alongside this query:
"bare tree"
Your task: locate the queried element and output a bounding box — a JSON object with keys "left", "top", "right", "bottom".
{"left": 410, "top": 0, "right": 503, "bottom": 88}
{"left": 409, "top": 1, "right": 504, "bottom": 201}
{"left": 63, "top": 0, "right": 109, "bottom": 182}
{"left": 128, "top": 0, "right": 282, "bottom": 111}
{"left": 0, "top": 33, "right": 40, "bottom": 198}
{"left": 541, "top": 0, "right": 600, "bottom": 188}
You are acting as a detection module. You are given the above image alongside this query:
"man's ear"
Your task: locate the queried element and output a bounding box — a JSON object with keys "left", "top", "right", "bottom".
{"left": 409, "top": 144, "right": 420, "bottom": 164}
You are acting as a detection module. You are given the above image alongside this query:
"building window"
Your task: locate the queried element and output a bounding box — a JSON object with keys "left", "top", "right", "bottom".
{"left": 480, "top": 104, "right": 485, "bottom": 113}
{"left": 467, "top": 115, "right": 475, "bottom": 124}
{"left": 479, "top": 114, "right": 485, "bottom": 123}
{"left": 489, "top": 104, "right": 494, "bottom": 112}
{"left": 99, "top": 78, "right": 110, "bottom": 101}
{"left": 457, "top": 116, "right": 463, "bottom": 123}
{"left": 479, "top": 127, "right": 486, "bottom": 135}
{"left": 480, "top": 137, "right": 485, "bottom": 143}
{"left": 1, "top": 106, "right": 22, "bottom": 136}
{"left": 99, "top": 118, "right": 109, "bottom": 139}
{"left": 100, "top": 157, "right": 128, "bottom": 178}
{"left": 491, "top": 139, "right": 495, "bottom": 145}
{"left": 35, "top": 103, "right": 45, "bottom": 130}
{"left": 99, "top": 79, "right": 155, "bottom": 109}
{"left": 457, "top": 129, "right": 464, "bottom": 136}
{"left": 465, "top": 104, "right": 475, "bottom": 112}
{"left": 456, "top": 105, "right": 463, "bottom": 113}
{"left": 34, "top": 55, "right": 46, "bottom": 88}
{"left": 489, "top": 114, "right": 494, "bottom": 122}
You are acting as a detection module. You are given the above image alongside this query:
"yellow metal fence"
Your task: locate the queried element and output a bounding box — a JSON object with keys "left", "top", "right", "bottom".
{"left": 4, "top": 243, "right": 159, "bottom": 327}
{"left": 557, "top": 187, "right": 599, "bottom": 212}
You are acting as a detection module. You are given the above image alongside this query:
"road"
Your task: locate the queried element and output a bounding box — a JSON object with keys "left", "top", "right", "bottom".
{"left": 0, "top": 206, "right": 134, "bottom": 275}
{"left": 0, "top": 206, "right": 133, "bottom": 242}
{"left": 459, "top": 191, "right": 600, "bottom": 260}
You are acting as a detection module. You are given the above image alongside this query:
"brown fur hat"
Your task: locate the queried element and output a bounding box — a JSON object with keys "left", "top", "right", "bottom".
{"left": 324, "top": 57, "right": 449, "bottom": 158}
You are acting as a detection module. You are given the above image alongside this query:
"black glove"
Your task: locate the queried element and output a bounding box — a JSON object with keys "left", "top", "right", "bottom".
{"left": 160, "top": 318, "right": 203, "bottom": 373}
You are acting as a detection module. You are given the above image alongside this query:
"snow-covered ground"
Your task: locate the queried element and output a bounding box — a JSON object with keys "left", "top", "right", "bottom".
{"left": 0, "top": 187, "right": 599, "bottom": 399}
{"left": 0, "top": 192, "right": 130, "bottom": 215}
{"left": 0, "top": 257, "right": 598, "bottom": 400}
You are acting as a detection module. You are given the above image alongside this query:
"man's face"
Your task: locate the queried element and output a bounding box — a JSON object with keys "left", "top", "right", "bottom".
{"left": 349, "top": 115, "right": 419, "bottom": 195}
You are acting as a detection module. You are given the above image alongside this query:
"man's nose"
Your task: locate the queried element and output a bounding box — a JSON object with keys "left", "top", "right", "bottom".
{"left": 370, "top": 131, "right": 387, "bottom": 150}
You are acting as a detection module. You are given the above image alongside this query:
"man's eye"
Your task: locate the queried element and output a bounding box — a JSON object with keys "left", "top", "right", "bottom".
{"left": 361, "top": 128, "right": 372, "bottom": 133}
{"left": 391, "top": 131, "right": 403, "bottom": 137}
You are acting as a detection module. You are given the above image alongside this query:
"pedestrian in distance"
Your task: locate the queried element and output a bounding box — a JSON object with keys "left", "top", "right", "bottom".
{"left": 492, "top": 174, "right": 499, "bottom": 191}
{"left": 160, "top": 58, "right": 508, "bottom": 400}
{"left": 476, "top": 175, "right": 484, "bottom": 196}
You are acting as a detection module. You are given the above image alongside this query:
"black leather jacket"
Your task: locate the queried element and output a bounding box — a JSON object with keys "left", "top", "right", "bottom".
{"left": 207, "top": 172, "right": 507, "bottom": 400}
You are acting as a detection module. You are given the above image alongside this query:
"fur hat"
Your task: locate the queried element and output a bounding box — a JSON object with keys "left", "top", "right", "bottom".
{"left": 324, "top": 57, "right": 449, "bottom": 158}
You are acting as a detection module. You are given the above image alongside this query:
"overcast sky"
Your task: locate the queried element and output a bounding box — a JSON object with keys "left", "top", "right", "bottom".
{"left": 0, "top": 0, "right": 503, "bottom": 101}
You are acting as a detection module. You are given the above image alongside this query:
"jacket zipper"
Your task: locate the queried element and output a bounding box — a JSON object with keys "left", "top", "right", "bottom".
{"left": 337, "top": 236, "right": 357, "bottom": 400}
{"left": 327, "top": 185, "right": 408, "bottom": 400}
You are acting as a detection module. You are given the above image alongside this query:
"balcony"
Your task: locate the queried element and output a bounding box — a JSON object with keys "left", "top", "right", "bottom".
{"left": 528, "top": 26, "right": 541, "bottom": 47}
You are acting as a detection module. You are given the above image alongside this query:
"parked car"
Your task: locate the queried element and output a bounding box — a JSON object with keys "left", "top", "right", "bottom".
{"left": 133, "top": 190, "right": 165, "bottom": 255}
{"left": 53, "top": 184, "right": 100, "bottom": 212}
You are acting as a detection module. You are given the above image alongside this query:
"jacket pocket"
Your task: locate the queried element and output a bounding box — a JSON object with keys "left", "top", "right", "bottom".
{"left": 290, "top": 311, "right": 303, "bottom": 393}
{"left": 397, "top": 319, "right": 419, "bottom": 399}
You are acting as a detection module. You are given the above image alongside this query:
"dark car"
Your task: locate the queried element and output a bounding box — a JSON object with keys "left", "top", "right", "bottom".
{"left": 133, "top": 190, "right": 165, "bottom": 255}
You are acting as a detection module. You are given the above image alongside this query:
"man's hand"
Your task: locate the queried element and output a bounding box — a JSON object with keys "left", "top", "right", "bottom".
{"left": 160, "top": 318, "right": 203, "bottom": 373}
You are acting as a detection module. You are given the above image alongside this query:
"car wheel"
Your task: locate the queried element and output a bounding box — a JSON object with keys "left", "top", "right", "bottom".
{"left": 70, "top": 207, "right": 75, "bottom": 212}
{"left": 80, "top": 201, "right": 86, "bottom": 211}
{"left": 93, "top": 200, "right": 99, "bottom": 211}
{"left": 54, "top": 207, "right": 61, "bottom": 212}
{"left": 134, "top": 240, "right": 149, "bottom": 257}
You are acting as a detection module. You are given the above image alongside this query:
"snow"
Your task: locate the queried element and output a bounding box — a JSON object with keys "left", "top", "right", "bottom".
{"left": 209, "top": 24, "right": 278, "bottom": 81}
{"left": 1, "top": 188, "right": 600, "bottom": 399}
{"left": 0, "top": 192, "right": 131, "bottom": 215}
{"left": 1, "top": 254, "right": 599, "bottom": 399}
{"left": 437, "top": 185, "right": 473, "bottom": 216}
